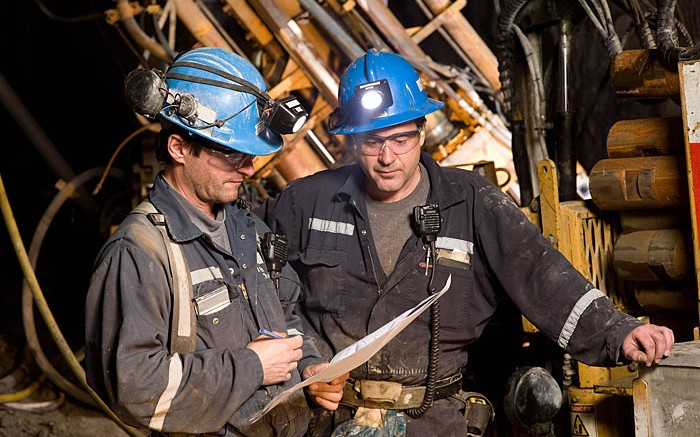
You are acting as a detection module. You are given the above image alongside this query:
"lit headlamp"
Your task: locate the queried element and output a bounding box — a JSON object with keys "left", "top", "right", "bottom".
{"left": 259, "top": 95, "right": 309, "bottom": 135}
{"left": 327, "top": 78, "right": 394, "bottom": 132}
{"left": 355, "top": 79, "right": 393, "bottom": 113}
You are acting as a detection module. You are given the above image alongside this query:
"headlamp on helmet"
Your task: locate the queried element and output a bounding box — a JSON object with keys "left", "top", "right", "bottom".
{"left": 357, "top": 79, "right": 393, "bottom": 113}
{"left": 124, "top": 62, "right": 308, "bottom": 136}
{"left": 328, "top": 79, "right": 394, "bottom": 133}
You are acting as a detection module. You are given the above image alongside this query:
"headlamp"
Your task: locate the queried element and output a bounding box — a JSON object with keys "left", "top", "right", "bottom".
{"left": 124, "top": 61, "right": 309, "bottom": 137}
{"left": 355, "top": 79, "right": 393, "bottom": 113}
{"left": 327, "top": 78, "right": 394, "bottom": 132}
{"left": 260, "top": 95, "right": 309, "bottom": 135}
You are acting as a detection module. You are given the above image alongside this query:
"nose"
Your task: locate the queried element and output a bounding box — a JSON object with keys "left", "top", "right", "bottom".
{"left": 377, "top": 141, "right": 396, "bottom": 163}
{"left": 236, "top": 157, "right": 256, "bottom": 176}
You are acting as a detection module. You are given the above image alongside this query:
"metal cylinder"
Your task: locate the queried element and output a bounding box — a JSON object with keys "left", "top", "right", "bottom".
{"left": 606, "top": 117, "right": 683, "bottom": 158}
{"left": 611, "top": 49, "right": 680, "bottom": 100}
{"left": 613, "top": 229, "right": 690, "bottom": 281}
{"left": 589, "top": 155, "right": 688, "bottom": 210}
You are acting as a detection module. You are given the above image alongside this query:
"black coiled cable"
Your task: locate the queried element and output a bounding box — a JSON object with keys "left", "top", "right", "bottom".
{"left": 407, "top": 241, "right": 440, "bottom": 417}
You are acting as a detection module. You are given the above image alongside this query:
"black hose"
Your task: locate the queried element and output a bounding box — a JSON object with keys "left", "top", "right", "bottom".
{"left": 656, "top": 0, "right": 689, "bottom": 64}
{"left": 496, "top": 0, "right": 530, "bottom": 115}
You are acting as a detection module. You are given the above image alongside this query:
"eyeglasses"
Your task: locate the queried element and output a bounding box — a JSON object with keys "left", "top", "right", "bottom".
{"left": 354, "top": 130, "right": 422, "bottom": 156}
{"left": 202, "top": 143, "right": 254, "bottom": 169}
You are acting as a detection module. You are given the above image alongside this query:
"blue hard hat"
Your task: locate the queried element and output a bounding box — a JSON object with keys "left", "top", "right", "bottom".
{"left": 160, "top": 47, "right": 281, "bottom": 156}
{"left": 328, "top": 49, "right": 444, "bottom": 135}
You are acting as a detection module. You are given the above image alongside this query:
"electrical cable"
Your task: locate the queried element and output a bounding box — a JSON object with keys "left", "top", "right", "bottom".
{"left": 34, "top": 0, "right": 106, "bottom": 24}
{"left": 0, "top": 170, "right": 144, "bottom": 436}
{"left": 93, "top": 122, "right": 158, "bottom": 196}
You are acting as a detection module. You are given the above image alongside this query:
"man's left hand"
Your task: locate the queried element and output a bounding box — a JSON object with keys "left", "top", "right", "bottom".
{"left": 621, "top": 324, "right": 675, "bottom": 367}
{"left": 302, "top": 363, "right": 349, "bottom": 411}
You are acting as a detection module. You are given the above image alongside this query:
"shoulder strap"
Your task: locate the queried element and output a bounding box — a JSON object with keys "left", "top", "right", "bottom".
{"left": 134, "top": 200, "right": 196, "bottom": 354}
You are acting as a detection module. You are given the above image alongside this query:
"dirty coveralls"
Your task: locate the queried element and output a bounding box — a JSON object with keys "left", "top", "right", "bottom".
{"left": 255, "top": 152, "right": 644, "bottom": 436}
{"left": 85, "top": 173, "right": 324, "bottom": 436}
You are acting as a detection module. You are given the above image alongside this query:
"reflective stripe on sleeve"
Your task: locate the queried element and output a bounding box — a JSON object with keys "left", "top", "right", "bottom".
{"left": 308, "top": 217, "right": 354, "bottom": 236}
{"left": 557, "top": 289, "right": 605, "bottom": 349}
{"left": 149, "top": 353, "right": 184, "bottom": 430}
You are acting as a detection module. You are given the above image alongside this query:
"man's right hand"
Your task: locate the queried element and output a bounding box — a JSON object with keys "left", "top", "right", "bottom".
{"left": 247, "top": 333, "right": 303, "bottom": 385}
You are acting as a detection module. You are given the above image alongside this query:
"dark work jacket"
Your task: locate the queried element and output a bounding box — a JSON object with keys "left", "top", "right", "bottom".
{"left": 255, "top": 153, "right": 643, "bottom": 434}
{"left": 85, "top": 173, "right": 324, "bottom": 436}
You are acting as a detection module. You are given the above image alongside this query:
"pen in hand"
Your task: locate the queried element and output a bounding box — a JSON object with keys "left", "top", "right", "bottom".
{"left": 259, "top": 328, "right": 284, "bottom": 339}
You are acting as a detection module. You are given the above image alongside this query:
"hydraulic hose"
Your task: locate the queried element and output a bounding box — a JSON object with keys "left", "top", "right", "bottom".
{"left": 656, "top": 0, "right": 686, "bottom": 64}
{"left": 0, "top": 171, "right": 144, "bottom": 437}
{"left": 21, "top": 167, "right": 126, "bottom": 406}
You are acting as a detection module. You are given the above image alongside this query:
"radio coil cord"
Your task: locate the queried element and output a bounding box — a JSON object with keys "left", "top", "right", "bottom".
{"left": 408, "top": 204, "right": 442, "bottom": 417}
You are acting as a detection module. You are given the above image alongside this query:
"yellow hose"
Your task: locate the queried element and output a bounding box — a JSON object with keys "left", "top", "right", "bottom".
{"left": 0, "top": 171, "right": 145, "bottom": 437}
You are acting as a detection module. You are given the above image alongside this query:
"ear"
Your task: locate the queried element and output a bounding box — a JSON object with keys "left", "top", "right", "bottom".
{"left": 419, "top": 129, "right": 426, "bottom": 147}
{"left": 167, "top": 134, "right": 189, "bottom": 164}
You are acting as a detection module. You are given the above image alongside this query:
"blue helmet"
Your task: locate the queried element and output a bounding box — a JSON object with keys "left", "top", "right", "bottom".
{"left": 328, "top": 49, "right": 444, "bottom": 135}
{"left": 160, "top": 47, "right": 283, "bottom": 156}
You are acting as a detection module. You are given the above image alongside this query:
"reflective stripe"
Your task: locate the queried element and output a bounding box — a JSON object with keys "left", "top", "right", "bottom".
{"left": 436, "top": 237, "right": 473, "bottom": 254}
{"left": 308, "top": 217, "right": 355, "bottom": 236}
{"left": 149, "top": 353, "right": 183, "bottom": 430}
{"left": 170, "top": 241, "right": 192, "bottom": 338}
{"left": 558, "top": 289, "right": 605, "bottom": 348}
{"left": 190, "top": 266, "right": 223, "bottom": 285}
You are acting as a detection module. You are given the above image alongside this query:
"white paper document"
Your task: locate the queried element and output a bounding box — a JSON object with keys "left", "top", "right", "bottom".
{"left": 248, "top": 274, "right": 452, "bottom": 424}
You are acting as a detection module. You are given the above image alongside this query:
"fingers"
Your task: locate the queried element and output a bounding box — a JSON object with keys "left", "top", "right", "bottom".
{"left": 247, "top": 336, "right": 304, "bottom": 385}
{"left": 623, "top": 324, "right": 675, "bottom": 367}
{"left": 306, "top": 382, "right": 345, "bottom": 411}
{"left": 304, "top": 369, "right": 348, "bottom": 411}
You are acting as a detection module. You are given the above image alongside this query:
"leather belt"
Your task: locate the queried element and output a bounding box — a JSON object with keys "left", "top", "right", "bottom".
{"left": 340, "top": 373, "right": 462, "bottom": 410}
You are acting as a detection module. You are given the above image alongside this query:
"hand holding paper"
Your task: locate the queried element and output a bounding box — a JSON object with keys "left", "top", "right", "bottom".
{"left": 248, "top": 274, "right": 452, "bottom": 423}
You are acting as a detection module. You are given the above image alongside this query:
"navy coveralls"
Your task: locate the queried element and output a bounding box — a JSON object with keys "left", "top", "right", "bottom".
{"left": 256, "top": 152, "right": 643, "bottom": 436}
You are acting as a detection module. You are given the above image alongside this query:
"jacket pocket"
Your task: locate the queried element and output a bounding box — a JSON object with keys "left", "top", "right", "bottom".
{"left": 433, "top": 260, "right": 472, "bottom": 333}
{"left": 193, "top": 280, "right": 248, "bottom": 349}
{"left": 299, "top": 247, "right": 347, "bottom": 314}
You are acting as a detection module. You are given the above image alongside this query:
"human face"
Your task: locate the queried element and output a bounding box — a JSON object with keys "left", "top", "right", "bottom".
{"left": 354, "top": 120, "right": 424, "bottom": 203}
{"left": 167, "top": 135, "right": 256, "bottom": 216}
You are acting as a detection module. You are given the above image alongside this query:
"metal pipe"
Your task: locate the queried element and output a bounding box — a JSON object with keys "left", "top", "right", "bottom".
{"left": 0, "top": 73, "right": 98, "bottom": 215}
{"left": 116, "top": 0, "right": 171, "bottom": 63}
{"left": 174, "top": 0, "right": 238, "bottom": 52}
{"left": 298, "top": 0, "right": 364, "bottom": 60}
{"left": 418, "top": 0, "right": 501, "bottom": 91}
{"left": 555, "top": 18, "right": 577, "bottom": 201}
{"left": 247, "top": 0, "right": 340, "bottom": 106}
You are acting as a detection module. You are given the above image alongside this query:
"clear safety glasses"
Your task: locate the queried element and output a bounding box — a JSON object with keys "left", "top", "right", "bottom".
{"left": 202, "top": 143, "right": 254, "bottom": 169}
{"left": 354, "top": 129, "right": 422, "bottom": 156}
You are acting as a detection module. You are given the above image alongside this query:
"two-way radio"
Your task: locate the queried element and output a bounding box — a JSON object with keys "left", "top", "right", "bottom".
{"left": 412, "top": 204, "right": 442, "bottom": 274}
{"left": 262, "top": 232, "right": 288, "bottom": 291}
{"left": 409, "top": 204, "right": 443, "bottom": 417}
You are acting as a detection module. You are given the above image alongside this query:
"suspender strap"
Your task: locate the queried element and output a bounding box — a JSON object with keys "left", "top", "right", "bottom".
{"left": 134, "top": 200, "right": 196, "bottom": 354}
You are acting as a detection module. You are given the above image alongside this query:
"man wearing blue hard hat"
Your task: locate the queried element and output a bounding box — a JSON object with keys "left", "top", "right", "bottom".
{"left": 255, "top": 49, "right": 674, "bottom": 436}
{"left": 85, "top": 47, "right": 347, "bottom": 437}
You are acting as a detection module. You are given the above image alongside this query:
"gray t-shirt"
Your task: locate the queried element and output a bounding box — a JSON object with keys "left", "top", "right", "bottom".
{"left": 365, "top": 163, "right": 429, "bottom": 274}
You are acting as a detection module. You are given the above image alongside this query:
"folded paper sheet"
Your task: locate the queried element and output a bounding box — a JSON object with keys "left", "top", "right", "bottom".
{"left": 249, "top": 274, "right": 452, "bottom": 423}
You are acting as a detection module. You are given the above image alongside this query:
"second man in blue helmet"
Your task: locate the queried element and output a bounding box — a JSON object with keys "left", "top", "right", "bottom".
{"left": 255, "top": 48, "right": 674, "bottom": 436}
